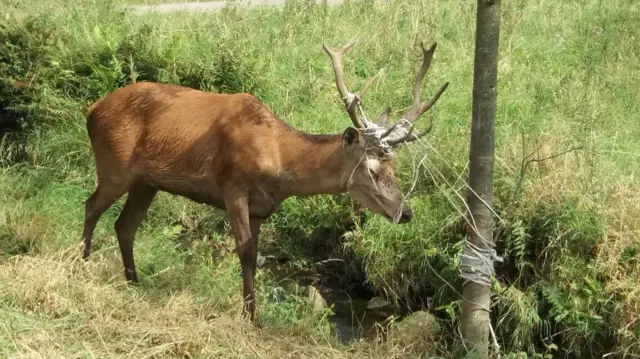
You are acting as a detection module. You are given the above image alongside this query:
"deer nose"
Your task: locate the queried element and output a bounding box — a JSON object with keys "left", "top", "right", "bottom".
{"left": 398, "top": 208, "right": 413, "bottom": 224}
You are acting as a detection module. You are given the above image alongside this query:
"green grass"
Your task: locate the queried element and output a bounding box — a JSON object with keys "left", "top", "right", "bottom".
{"left": 126, "top": 0, "right": 217, "bottom": 4}
{"left": 1, "top": 0, "right": 639, "bottom": 357}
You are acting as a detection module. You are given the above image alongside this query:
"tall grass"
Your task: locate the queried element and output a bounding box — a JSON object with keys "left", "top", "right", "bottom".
{"left": 1, "top": 0, "right": 639, "bottom": 357}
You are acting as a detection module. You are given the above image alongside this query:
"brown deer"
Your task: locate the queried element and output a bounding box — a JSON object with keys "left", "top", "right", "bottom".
{"left": 81, "top": 39, "right": 448, "bottom": 327}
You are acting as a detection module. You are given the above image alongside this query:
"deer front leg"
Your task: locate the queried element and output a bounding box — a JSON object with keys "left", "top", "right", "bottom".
{"left": 249, "top": 218, "right": 262, "bottom": 277}
{"left": 224, "top": 192, "right": 262, "bottom": 328}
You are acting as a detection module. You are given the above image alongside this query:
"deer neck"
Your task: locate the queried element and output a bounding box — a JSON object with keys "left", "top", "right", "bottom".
{"left": 278, "top": 133, "right": 354, "bottom": 198}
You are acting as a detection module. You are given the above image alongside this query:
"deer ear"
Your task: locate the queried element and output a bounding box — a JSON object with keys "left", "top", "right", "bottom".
{"left": 342, "top": 127, "right": 360, "bottom": 151}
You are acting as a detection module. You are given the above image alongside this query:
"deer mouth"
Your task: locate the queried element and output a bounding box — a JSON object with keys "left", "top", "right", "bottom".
{"left": 385, "top": 208, "right": 413, "bottom": 224}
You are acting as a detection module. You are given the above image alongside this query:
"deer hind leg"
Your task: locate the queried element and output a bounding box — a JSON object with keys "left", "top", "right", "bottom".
{"left": 82, "top": 183, "right": 128, "bottom": 260}
{"left": 114, "top": 181, "right": 157, "bottom": 283}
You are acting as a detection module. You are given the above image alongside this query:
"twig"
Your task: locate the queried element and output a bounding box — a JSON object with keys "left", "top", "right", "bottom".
{"left": 513, "top": 144, "right": 583, "bottom": 202}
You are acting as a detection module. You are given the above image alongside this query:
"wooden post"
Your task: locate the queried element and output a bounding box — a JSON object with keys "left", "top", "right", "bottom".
{"left": 461, "top": 0, "right": 501, "bottom": 357}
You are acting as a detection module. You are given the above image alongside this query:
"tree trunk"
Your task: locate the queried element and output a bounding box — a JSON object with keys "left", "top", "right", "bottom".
{"left": 461, "top": 0, "right": 501, "bottom": 357}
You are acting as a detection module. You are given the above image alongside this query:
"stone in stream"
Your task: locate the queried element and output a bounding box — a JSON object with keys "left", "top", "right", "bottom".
{"left": 256, "top": 252, "right": 266, "bottom": 267}
{"left": 366, "top": 296, "right": 392, "bottom": 310}
{"left": 391, "top": 310, "right": 441, "bottom": 344}
{"left": 366, "top": 296, "right": 395, "bottom": 318}
{"left": 307, "top": 285, "right": 328, "bottom": 312}
{"left": 256, "top": 252, "right": 278, "bottom": 268}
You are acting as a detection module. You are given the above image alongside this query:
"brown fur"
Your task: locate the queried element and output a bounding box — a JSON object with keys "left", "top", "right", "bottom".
{"left": 82, "top": 81, "right": 413, "bottom": 327}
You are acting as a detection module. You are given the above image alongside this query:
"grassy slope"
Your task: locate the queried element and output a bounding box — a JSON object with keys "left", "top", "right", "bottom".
{"left": 0, "top": 0, "right": 639, "bottom": 357}
{"left": 126, "top": 0, "right": 216, "bottom": 4}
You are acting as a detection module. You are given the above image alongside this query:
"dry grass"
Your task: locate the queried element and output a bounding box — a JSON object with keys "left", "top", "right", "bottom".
{"left": 0, "top": 247, "right": 432, "bottom": 358}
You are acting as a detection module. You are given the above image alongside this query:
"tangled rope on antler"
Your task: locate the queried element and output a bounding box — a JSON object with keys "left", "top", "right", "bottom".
{"left": 358, "top": 120, "right": 416, "bottom": 160}
{"left": 360, "top": 126, "right": 396, "bottom": 158}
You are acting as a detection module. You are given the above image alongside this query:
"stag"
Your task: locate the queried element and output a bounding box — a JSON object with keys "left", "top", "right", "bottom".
{"left": 81, "top": 39, "right": 448, "bottom": 327}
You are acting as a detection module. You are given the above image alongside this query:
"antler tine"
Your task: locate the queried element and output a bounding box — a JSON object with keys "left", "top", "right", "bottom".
{"left": 386, "top": 120, "right": 434, "bottom": 146}
{"left": 401, "top": 42, "right": 449, "bottom": 123}
{"left": 322, "top": 39, "right": 363, "bottom": 128}
{"left": 386, "top": 124, "right": 416, "bottom": 147}
{"left": 322, "top": 39, "right": 356, "bottom": 101}
{"left": 323, "top": 39, "right": 381, "bottom": 129}
{"left": 357, "top": 71, "right": 380, "bottom": 102}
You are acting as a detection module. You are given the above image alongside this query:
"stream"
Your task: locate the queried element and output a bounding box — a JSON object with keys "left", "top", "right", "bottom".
{"left": 260, "top": 258, "right": 409, "bottom": 343}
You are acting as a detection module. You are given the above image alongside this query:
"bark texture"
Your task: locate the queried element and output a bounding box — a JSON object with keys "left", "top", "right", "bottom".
{"left": 461, "top": 0, "right": 501, "bottom": 357}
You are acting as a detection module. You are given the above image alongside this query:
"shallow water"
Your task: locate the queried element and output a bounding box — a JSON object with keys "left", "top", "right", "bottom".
{"left": 261, "top": 260, "right": 405, "bottom": 343}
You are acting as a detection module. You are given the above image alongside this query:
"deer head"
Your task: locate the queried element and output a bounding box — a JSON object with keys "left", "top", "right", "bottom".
{"left": 323, "top": 39, "right": 449, "bottom": 224}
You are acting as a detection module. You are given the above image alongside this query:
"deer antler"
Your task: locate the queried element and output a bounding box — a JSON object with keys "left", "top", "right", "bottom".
{"left": 323, "top": 39, "right": 379, "bottom": 129}
{"left": 384, "top": 42, "right": 449, "bottom": 146}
